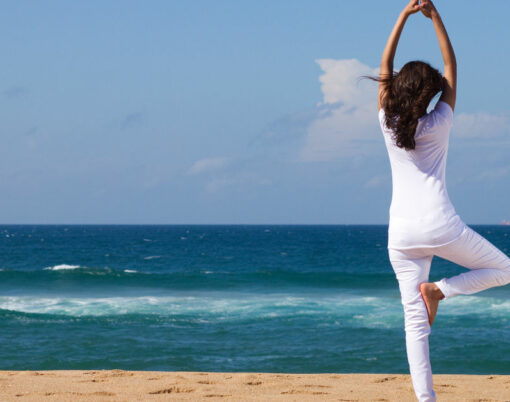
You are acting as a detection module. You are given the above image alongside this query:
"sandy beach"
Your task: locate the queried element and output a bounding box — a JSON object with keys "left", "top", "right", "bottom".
{"left": 0, "top": 371, "right": 509, "bottom": 401}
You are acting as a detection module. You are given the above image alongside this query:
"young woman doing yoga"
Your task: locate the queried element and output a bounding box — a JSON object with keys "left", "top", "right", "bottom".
{"left": 372, "top": 0, "right": 510, "bottom": 400}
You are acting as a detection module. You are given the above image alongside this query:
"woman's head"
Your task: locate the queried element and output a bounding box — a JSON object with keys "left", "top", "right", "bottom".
{"left": 377, "top": 60, "right": 445, "bottom": 150}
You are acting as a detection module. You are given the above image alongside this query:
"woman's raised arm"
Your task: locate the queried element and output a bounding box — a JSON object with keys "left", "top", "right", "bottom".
{"left": 378, "top": 0, "right": 421, "bottom": 111}
{"left": 421, "top": 0, "right": 457, "bottom": 111}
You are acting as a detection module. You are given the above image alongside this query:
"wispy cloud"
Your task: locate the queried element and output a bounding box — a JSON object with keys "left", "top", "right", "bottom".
{"left": 471, "top": 165, "right": 510, "bottom": 182}
{"left": 187, "top": 157, "right": 231, "bottom": 175}
{"left": 187, "top": 156, "right": 272, "bottom": 194}
{"left": 205, "top": 172, "right": 270, "bottom": 193}
{"left": 453, "top": 112, "right": 510, "bottom": 138}
{"left": 363, "top": 174, "right": 391, "bottom": 188}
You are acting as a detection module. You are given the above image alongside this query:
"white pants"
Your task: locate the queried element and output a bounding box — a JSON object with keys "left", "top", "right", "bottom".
{"left": 388, "top": 226, "right": 510, "bottom": 402}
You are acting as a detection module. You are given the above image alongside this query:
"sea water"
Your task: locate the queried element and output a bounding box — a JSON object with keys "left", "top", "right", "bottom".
{"left": 0, "top": 224, "right": 509, "bottom": 373}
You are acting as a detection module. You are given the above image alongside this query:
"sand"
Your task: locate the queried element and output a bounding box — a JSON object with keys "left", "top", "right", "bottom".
{"left": 0, "top": 371, "right": 509, "bottom": 401}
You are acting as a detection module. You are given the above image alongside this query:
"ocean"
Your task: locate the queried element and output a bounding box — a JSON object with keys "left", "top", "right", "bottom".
{"left": 1, "top": 224, "right": 509, "bottom": 374}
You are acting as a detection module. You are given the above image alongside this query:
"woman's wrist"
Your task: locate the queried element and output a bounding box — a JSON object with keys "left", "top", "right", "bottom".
{"left": 399, "top": 10, "right": 410, "bottom": 22}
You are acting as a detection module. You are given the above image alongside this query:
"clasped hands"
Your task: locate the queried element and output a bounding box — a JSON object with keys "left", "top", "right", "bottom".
{"left": 404, "top": 0, "right": 437, "bottom": 19}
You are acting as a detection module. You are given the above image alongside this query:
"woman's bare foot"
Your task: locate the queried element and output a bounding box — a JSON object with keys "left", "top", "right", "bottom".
{"left": 419, "top": 283, "right": 445, "bottom": 326}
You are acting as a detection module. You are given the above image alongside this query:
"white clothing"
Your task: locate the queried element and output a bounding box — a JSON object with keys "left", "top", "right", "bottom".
{"left": 380, "top": 100, "right": 510, "bottom": 401}
{"left": 379, "top": 101, "right": 467, "bottom": 249}
{"left": 389, "top": 226, "right": 510, "bottom": 401}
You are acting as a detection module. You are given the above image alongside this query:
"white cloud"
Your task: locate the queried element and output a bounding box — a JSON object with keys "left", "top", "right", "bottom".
{"left": 316, "top": 58, "right": 379, "bottom": 107}
{"left": 299, "top": 59, "right": 380, "bottom": 162}
{"left": 191, "top": 59, "right": 510, "bottom": 200}
{"left": 297, "top": 58, "right": 510, "bottom": 162}
{"left": 187, "top": 157, "right": 230, "bottom": 175}
{"left": 471, "top": 165, "right": 510, "bottom": 182}
{"left": 364, "top": 174, "right": 391, "bottom": 188}
{"left": 205, "top": 173, "right": 270, "bottom": 193}
{"left": 187, "top": 156, "right": 270, "bottom": 193}
{"left": 453, "top": 112, "right": 510, "bottom": 138}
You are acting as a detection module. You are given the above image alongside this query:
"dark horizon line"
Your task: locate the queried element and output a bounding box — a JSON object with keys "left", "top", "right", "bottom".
{"left": 0, "top": 223, "right": 507, "bottom": 226}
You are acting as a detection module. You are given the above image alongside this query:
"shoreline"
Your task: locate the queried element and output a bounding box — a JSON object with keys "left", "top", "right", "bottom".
{"left": 1, "top": 371, "right": 509, "bottom": 401}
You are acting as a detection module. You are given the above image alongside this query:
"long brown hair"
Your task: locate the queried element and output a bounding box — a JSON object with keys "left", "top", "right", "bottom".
{"left": 365, "top": 60, "right": 445, "bottom": 150}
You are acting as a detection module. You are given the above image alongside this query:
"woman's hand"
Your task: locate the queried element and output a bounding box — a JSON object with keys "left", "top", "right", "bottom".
{"left": 403, "top": 0, "right": 421, "bottom": 16}
{"left": 420, "top": 0, "right": 438, "bottom": 19}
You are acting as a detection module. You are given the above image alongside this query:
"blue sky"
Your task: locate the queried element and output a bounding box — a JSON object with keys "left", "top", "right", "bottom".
{"left": 1, "top": 1, "right": 509, "bottom": 224}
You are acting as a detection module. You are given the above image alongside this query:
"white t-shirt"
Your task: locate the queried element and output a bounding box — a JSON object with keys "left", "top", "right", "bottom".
{"left": 378, "top": 100, "right": 467, "bottom": 249}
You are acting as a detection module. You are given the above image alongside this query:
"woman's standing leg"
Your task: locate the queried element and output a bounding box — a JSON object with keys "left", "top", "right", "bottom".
{"left": 389, "top": 247, "right": 436, "bottom": 402}
{"left": 433, "top": 227, "right": 510, "bottom": 299}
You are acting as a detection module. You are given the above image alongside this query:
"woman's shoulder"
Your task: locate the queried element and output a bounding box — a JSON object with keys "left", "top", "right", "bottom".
{"left": 433, "top": 100, "right": 454, "bottom": 121}
{"left": 418, "top": 100, "right": 454, "bottom": 136}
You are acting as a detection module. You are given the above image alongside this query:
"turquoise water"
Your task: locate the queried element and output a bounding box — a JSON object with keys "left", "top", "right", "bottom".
{"left": 1, "top": 224, "right": 509, "bottom": 373}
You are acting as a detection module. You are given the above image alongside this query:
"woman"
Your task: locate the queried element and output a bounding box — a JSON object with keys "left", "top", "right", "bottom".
{"left": 375, "top": 1, "right": 510, "bottom": 401}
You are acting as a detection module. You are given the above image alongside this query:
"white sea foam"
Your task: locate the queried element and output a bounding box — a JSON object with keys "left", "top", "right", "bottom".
{"left": 1, "top": 293, "right": 507, "bottom": 327}
{"left": 0, "top": 294, "right": 398, "bottom": 325}
{"left": 439, "top": 294, "right": 510, "bottom": 317}
{"left": 144, "top": 256, "right": 161, "bottom": 260}
{"left": 43, "top": 264, "right": 81, "bottom": 271}
{"left": 124, "top": 269, "right": 137, "bottom": 273}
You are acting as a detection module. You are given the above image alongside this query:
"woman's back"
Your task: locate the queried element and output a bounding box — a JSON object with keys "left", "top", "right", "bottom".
{"left": 379, "top": 100, "right": 466, "bottom": 249}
